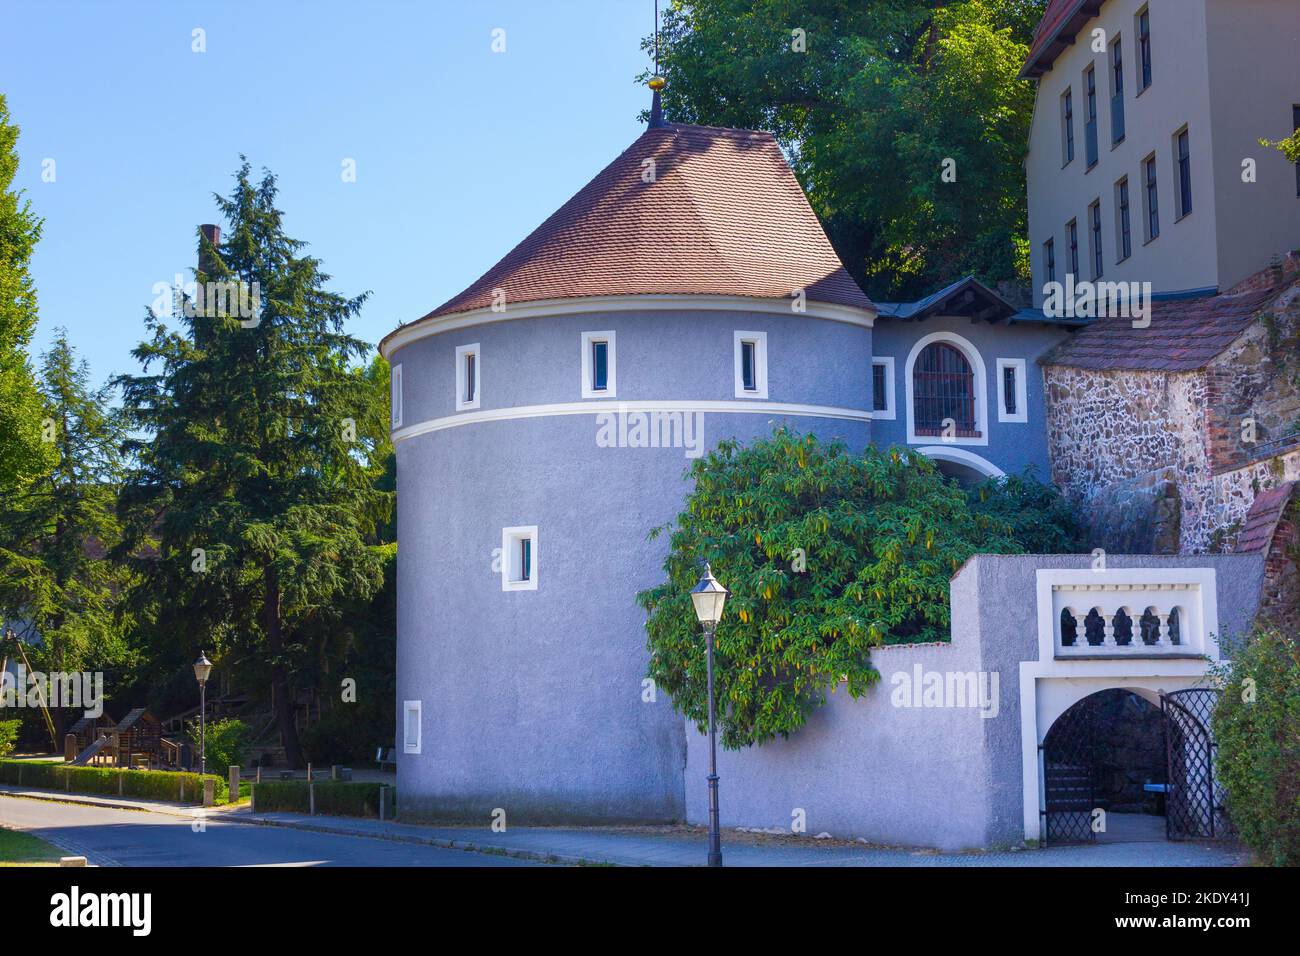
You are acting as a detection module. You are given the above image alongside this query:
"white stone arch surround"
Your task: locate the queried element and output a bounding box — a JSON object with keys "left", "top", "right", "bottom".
{"left": 915, "top": 445, "right": 1005, "bottom": 478}
{"left": 904, "top": 330, "right": 988, "bottom": 447}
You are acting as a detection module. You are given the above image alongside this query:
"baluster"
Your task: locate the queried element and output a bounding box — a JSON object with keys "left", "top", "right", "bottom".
{"left": 1102, "top": 612, "right": 1117, "bottom": 647}
{"left": 1155, "top": 613, "right": 1171, "bottom": 646}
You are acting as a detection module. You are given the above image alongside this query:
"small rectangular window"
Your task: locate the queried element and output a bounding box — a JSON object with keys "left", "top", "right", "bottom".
{"left": 1137, "top": 7, "right": 1152, "bottom": 91}
{"left": 1143, "top": 154, "right": 1160, "bottom": 241}
{"left": 1175, "top": 128, "right": 1192, "bottom": 219}
{"left": 1044, "top": 238, "right": 1055, "bottom": 284}
{"left": 1089, "top": 200, "right": 1103, "bottom": 278}
{"left": 390, "top": 363, "right": 403, "bottom": 429}
{"left": 1116, "top": 177, "right": 1132, "bottom": 262}
{"left": 996, "top": 358, "right": 1027, "bottom": 424}
{"left": 1084, "top": 65, "right": 1099, "bottom": 168}
{"left": 1109, "top": 37, "right": 1125, "bottom": 144}
{"left": 455, "top": 343, "right": 480, "bottom": 411}
{"left": 870, "top": 357, "right": 894, "bottom": 418}
{"left": 403, "top": 700, "right": 422, "bottom": 755}
{"left": 1067, "top": 219, "right": 1079, "bottom": 277}
{"left": 501, "top": 526, "right": 538, "bottom": 591}
{"left": 733, "top": 331, "right": 768, "bottom": 399}
{"left": 580, "top": 331, "right": 616, "bottom": 397}
{"left": 1061, "top": 89, "right": 1075, "bottom": 165}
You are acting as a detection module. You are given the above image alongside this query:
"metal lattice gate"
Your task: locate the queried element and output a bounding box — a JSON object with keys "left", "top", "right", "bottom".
{"left": 1163, "top": 688, "right": 1229, "bottom": 841}
{"left": 1040, "top": 695, "right": 1098, "bottom": 845}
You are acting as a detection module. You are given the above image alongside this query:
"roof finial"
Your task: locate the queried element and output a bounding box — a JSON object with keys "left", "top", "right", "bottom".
{"left": 648, "top": 0, "right": 666, "bottom": 128}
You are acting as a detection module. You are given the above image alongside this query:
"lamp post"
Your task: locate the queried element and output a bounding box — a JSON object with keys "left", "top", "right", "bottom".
{"left": 193, "top": 651, "right": 212, "bottom": 775}
{"left": 690, "top": 563, "right": 729, "bottom": 867}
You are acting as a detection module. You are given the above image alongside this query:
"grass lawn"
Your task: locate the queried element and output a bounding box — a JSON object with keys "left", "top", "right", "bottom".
{"left": 0, "top": 825, "right": 64, "bottom": 866}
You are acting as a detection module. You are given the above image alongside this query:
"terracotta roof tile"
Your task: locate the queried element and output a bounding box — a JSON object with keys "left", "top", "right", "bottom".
{"left": 1236, "top": 482, "right": 1297, "bottom": 554}
{"left": 1041, "top": 284, "right": 1279, "bottom": 371}
{"left": 411, "top": 123, "right": 872, "bottom": 325}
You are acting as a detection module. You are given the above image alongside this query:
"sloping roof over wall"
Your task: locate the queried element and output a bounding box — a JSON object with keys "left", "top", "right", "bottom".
{"left": 1236, "top": 482, "right": 1297, "bottom": 555}
{"left": 875, "top": 275, "right": 1088, "bottom": 326}
{"left": 402, "top": 122, "right": 872, "bottom": 331}
{"left": 1020, "top": 0, "right": 1105, "bottom": 79}
{"left": 1040, "top": 284, "right": 1280, "bottom": 371}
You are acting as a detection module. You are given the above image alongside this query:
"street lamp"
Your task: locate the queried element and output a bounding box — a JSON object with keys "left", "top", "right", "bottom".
{"left": 193, "top": 651, "right": 212, "bottom": 775}
{"left": 690, "top": 563, "right": 729, "bottom": 867}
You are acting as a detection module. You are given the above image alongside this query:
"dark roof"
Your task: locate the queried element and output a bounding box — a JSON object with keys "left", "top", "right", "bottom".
{"left": 115, "top": 708, "right": 156, "bottom": 732}
{"left": 1236, "top": 483, "right": 1297, "bottom": 555}
{"left": 1041, "top": 284, "right": 1280, "bottom": 371}
{"left": 875, "top": 275, "right": 1087, "bottom": 327}
{"left": 391, "top": 122, "right": 871, "bottom": 337}
{"left": 1021, "top": 0, "right": 1106, "bottom": 79}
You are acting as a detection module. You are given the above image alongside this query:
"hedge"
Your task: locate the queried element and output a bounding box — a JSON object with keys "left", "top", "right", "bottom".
{"left": 252, "top": 780, "right": 395, "bottom": 818}
{"left": 0, "top": 759, "right": 229, "bottom": 805}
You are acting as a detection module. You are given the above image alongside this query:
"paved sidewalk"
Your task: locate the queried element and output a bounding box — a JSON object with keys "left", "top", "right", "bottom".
{"left": 0, "top": 784, "right": 244, "bottom": 819}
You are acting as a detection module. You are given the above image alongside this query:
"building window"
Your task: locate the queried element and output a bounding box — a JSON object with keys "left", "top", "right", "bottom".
{"left": 913, "top": 343, "right": 978, "bottom": 437}
{"left": 501, "top": 526, "right": 538, "bottom": 592}
{"left": 1143, "top": 154, "right": 1160, "bottom": 241}
{"left": 1137, "top": 7, "right": 1152, "bottom": 91}
{"left": 580, "top": 330, "right": 616, "bottom": 398}
{"left": 733, "top": 331, "right": 768, "bottom": 399}
{"left": 996, "top": 358, "right": 1027, "bottom": 424}
{"left": 1089, "top": 200, "right": 1103, "bottom": 278}
{"left": 390, "top": 363, "right": 403, "bottom": 429}
{"left": 1067, "top": 219, "right": 1079, "bottom": 277}
{"left": 1061, "top": 89, "right": 1075, "bottom": 165}
{"left": 1044, "top": 238, "right": 1056, "bottom": 284}
{"left": 871, "top": 357, "right": 895, "bottom": 419}
{"left": 1174, "top": 127, "right": 1192, "bottom": 219}
{"left": 403, "top": 700, "right": 421, "bottom": 755}
{"left": 1109, "top": 37, "right": 1125, "bottom": 145}
{"left": 455, "top": 343, "right": 480, "bottom": 411}
{"left": 1084, "top": 65, "right": 1099, "bottom": 168}
{"left": 1116, "top": 177, "right": 1132, "bottom": 262}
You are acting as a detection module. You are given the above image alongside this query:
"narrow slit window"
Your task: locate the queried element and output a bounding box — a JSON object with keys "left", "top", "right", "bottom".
{"left": 581, "top": 331, "right": 616, "bottom": 397}
{"left": 502, "top": 526, "right": 538, "bottom": 591}
{"left": 1044, "top": 238, "right": 1056, "bottom": 284}
{"left": 390, "top": 363, "right": 403, "bottom": 429}
{"left": 1090, "top": 200, "right": 1103, "bottom": 278}
{"left": 1067, "top": 220, "right": 1079, "bottom": 277}
{"left": 1109, "top": 37, "right": 1125, "bottom": 145}
{"left": 1003, "top": 366, "right": 1017, "bottom": 416}
{"left": 1144, "top": 154, "right": 1160, "bottom": 240}
{"left": 455, "top": 343, "right": 480, "bottom": 410}
{"left": 591, "top": 341, "right": 608, "bottom": 391}
{"left": 1117, "top": 177, "right": 1132, "bottom": 261}
{"left": 872, "top": 364, "right": 887, "bottom": 411}
{"left": 742, "top": 341, "right": 756, "bottom": 390}
{"left": 1138, "top": 8, "right": 1152, "bottom": 91}
{"left": 465, "top": 354, "right": 476, "bottom": 402}
{"left": 1061, "top": 89, "right": 1075, "bottom": 165}
{"left": 733, "top": 331, "right": 767, "bottom": 398}
{"left": 996, "top": 358, "right": 1027, "bottom": 424}
{"left": 1176, "top": 128, "right": 1192, "bottom": 218}
{"left": 403, "top": 700, "right": 421, "bottom": 755}
{"left": 1084, "top": 65, "right": 1098, "bottom": 168}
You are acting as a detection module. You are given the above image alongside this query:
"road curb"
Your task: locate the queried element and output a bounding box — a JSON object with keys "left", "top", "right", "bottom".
{"left": 0, "top": 785, "right": 243, "bottom": 819}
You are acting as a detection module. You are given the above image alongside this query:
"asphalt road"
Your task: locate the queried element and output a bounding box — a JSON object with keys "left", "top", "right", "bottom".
{"left": 0, "top": 795, "right": 535, "bottom": 867}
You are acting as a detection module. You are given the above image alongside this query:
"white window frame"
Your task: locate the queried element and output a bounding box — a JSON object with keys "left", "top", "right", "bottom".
{"left": 403, "top": 700, "right": 422, "bottom": 754}
{"left": 455, "top": 343, "right": 480, "bottom": 411}
{"left": 904, "top": 330, "right": 988, "bottom": 446}
{"left": 501, "top": 525, "right": 538, "bottom": 592}
{"left": 733, "top": 331, "right": 768, "bottom": 399}
{"left": 580, "top": 330, "right": 617, "bottom": 398}
{"left": 390, "top": 363, "right": 403, "bottom": 430}
{"left": 996, "top": 358, "right": 1028, "bottom": 424}
{"left": 870, "top": 356, "right": 895, "bottom": 420}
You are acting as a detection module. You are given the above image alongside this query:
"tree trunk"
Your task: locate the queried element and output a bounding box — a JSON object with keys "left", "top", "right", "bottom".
{"left": 263, "top": 563, "right": 304, "bottom": 768}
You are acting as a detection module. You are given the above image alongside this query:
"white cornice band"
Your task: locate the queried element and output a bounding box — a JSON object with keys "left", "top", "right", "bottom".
{"left": 380, "top": 294, "right": 877, "bottom": 359}
{"left": 392, "top": 399, "right": 873, "bottom": 444}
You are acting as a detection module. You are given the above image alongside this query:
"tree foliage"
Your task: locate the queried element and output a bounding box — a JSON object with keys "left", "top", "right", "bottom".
{"left": 645, "top": 0, "right": 1043, "bottom": 299}
{"left": 638, "top": 429, "right": 1031, "bottom": 749}
{"left": 966, "top": 469, "right": 1084, "bottom": 553}
{"left": 115, "top": 161, "right": 392, "bottom": 767}
{"left": 1212, "top": 627, "right": 1300, "bottom": 866}
{"left": 0, "top": 93, "right": 55, "bottom": 491}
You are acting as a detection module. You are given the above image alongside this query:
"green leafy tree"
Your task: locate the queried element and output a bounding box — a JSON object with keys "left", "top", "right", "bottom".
{"left": 638, "top": 430, "right": 1027, "bottom": 749}
{"left": 0, "top": 94, "right": 55, "bottom": 491}
{"left": 116, "top": 162, "right": 391, "bottom": 767}
{"left": 0, "top": 331, "right": 134, "bottom": 735}
{"left": 646, "top": 0, "right": 1043, "bottom": 299}
{"left": 186, "top": 716, "right": 249, "bottom": 775}
{"left": 1212, "top": 628, "right": 1300, "bottom": 866}
{"left": 966, "top": 469, "right": 1083, "bottom": 553}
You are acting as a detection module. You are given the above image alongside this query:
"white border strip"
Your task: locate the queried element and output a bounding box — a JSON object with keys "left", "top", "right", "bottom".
{"left": 392, "top": 399, "right": 873, "bottom": 444}
{"left": 380, "top": 294, "right": 877, "bottom": 359}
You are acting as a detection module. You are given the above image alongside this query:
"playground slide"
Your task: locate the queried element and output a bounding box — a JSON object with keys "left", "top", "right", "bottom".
{"left": 70, "top": 734, "right": 111, "bottom": 766}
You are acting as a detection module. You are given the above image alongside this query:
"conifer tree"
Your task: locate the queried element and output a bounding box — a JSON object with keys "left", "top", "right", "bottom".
{"left": 116, "top": 162, "right": 390, "bottom": 766}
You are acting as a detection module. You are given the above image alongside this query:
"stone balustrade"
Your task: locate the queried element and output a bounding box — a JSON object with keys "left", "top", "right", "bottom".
{"left": 1051, "top": 581, "right": 1205, "bottom": 657}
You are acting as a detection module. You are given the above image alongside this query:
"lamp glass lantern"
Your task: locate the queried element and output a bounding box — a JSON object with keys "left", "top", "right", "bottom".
{"left": 690, "top": 563, "right": 729, "bottom": 626}
{"left": 193, "top": 651, "right": 213, "bottom": 685}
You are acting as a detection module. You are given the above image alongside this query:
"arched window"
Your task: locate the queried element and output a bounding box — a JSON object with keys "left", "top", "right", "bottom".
{"left": 913, "top": 343, "right": 978, "bottom": 436}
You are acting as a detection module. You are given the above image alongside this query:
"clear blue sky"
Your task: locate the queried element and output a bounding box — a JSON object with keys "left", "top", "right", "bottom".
{"left": 1, "top": 0, "right": 656, "bottom": 385}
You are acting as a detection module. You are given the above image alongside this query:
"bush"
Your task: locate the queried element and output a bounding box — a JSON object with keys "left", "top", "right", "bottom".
{"left": 0, "top": 759, "right": 229, "bottom": 804}
{"left": 0, "top": 719, "right": 18, "bottom": 758}
{"left": 966, "top": 469, "right": 1084, "bottom": 553}
{"left": 639, "top": 430, "right": 1027, "bottom": 749}
{"left": 1212, "top": 628, "right": 1300, "bottom": 865}
{"left": 252, "top": 779, "right": 394, "bottom": 817}
{"left": 185, "top": 717, "right": 249, "bottom": 775}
